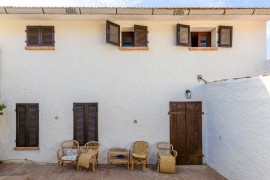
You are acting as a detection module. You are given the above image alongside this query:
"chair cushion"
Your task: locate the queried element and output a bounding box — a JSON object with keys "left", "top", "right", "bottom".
{"left": 61, "top": 155, "right": 77, "bottom": 161}
{"left": 67, "top": 149, "right": 78, "bottom": 156}
{"left": 132, "top": 153, "right": 147, "bottom": 159}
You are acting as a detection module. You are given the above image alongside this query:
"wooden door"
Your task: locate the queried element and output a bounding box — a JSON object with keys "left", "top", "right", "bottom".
{"left": 169, "top": 102, "right": 202, "bottom": 165}
{"left": 73, "top": 103, "right": 98, "bottom": 146}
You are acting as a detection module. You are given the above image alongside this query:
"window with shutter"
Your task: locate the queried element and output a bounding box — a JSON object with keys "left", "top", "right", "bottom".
{"left": 134, "top": 25, "right": 148, "bottom": 47}
{"left": 26, "top": 26, "right": 54, "bottom": 47}
{"left": 73, "top": 103, "right": 98, "bottom": 146}
{"left": 177, "top": 24, "right": 190, "bottom": 46}
{"left": 106, "top": 20, "right": 149, "bottom": 50}
{"left": 106, "top": 21, "right": 120, "bottom": 46}
{"left": 16, "top": 104, "right": 39, "bottom": 147}
{"left": 219, "top": 26, "right": 233, "bottom": 47}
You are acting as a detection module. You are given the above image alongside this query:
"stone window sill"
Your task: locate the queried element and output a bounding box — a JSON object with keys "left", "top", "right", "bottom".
{"left": 25, "top": 46, "right": 55, "bottom": 50}
{"left": 119, "top": 46, "right": 149, "bottom": 51}
{"left": 189, "top": 47, "right": 219, "bottom": 51}
{"left": 14, "top": 147, "right": 40, "bottom": 151}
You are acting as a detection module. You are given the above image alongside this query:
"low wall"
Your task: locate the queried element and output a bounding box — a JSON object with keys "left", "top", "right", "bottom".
{"left": 203, "top": 76, "right": 270, "bottom": 180}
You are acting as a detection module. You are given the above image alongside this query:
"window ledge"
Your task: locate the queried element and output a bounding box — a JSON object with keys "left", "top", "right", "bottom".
{"left": 14, "top": 147, "right": 40, "bottom": 151}
{"left": 25, "top": 46, "right": 55, "bottom": 50}
{"left": 119, "top": 46, "right": 149, "bottom": 51}
{"left": 189, "top": 47, "right": 219, "bottom": 51}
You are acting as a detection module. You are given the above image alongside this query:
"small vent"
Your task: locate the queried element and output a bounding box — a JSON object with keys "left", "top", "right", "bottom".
{"left": 175, "top": 9, "right": 185, "bottom": 16}
{"left": 66, "top": 8, "right": 77, "bottom": 14}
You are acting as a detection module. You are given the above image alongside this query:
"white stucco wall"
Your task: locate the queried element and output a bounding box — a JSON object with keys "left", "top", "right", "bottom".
{"left": 203, "top": 76, "right": 270, "bottom": 180}
{"left": 0, "top": 18, "right": 266, "bottom": 164}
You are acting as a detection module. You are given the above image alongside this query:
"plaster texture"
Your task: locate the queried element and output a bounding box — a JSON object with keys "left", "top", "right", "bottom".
{"left": 203, "top": 76, "right": 270, "bottom": 180}
{"left": 0, "top": 18, "right": 266, "bottom": 165}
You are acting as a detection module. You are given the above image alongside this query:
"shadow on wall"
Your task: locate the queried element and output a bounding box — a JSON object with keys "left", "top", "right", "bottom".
{"left": 203, "top": 75, "right": 270, "bottom": 179}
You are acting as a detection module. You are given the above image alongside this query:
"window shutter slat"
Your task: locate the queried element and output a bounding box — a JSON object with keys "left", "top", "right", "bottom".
{"left": 177, "top": 24, "right": 190, "bottom": 46}
{"left": 106, "top": 20, "right": 120, "bottom": 46}
{"left": 28, "top": 105, "right": 39, "bottom": 147}
{"left": 16, "top": 105, "right": 27, "bottom": 147}
{"left": 27, "top": 27, "right": 40, "bottom": 46}
{"left": 219, "top": 26, "right": 233, "bottom": 47}
{"left": 134, "top": 25, "right": 148, "bottom": 47}
{"left": 41, "top": 27, "right": 54, "bottom": 46}
{"left": 74, "top": 104, "right": 85, "bottom": 145}
{"left": 87, "top": 104, "right": 98, "bottom": 141}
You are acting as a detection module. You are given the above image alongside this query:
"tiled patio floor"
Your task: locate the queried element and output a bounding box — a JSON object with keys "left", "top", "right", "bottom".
{"left": 0, "top": 162, "right": 226, "bottom": 180}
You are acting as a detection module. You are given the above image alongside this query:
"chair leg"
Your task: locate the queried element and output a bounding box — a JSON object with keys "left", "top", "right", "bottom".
{"left": 57, "top": 161, "right": 61, "bottom": 174}
{"left": 131, "top": 160, "right": 134, "bottom": 171}
{"left": 92, "top": 163, "right": 96, "bottom": 172}
{"left": 58, "top": 161, "right": 63, "bottom": 174}
{"left": 143, "top": 162, "right": 146, "bottom": 172}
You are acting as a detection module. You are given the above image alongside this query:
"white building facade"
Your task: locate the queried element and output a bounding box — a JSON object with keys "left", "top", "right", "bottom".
{"left": 0, "top": 7, "right": 269, "bottom": 178}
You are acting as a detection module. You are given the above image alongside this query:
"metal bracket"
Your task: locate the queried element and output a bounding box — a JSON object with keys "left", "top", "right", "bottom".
{"left": 197, "top": 75, "right": 208, "bottom": 84}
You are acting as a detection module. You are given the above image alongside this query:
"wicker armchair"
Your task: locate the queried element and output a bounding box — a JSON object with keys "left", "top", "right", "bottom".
{"left": 156, "top": 142, "right": 177, "bottom": 173}
{"left": 131, "top": 141, "right": 149, "bottom": 172}
{"left": 56, "top": 140, "right": 79, "bottom": 173}
{"left": 77, "top": 141, "right": 100, "bottom": 172}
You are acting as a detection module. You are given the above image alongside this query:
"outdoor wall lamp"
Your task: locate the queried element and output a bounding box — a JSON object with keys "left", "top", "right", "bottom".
{"left": 186, "top": 90, "right": 191, "bottom": 99}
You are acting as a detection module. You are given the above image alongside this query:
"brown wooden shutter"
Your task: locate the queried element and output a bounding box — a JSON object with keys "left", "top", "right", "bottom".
{"left": 219, "top": 26, "right": 233, "bottom": 47}
{"left": 26, "top": 26, "right": 40, "bottom": 46}
{"left": 74, "top": 104, "right": 85, "bottom": 145}
{"left": 28, "top": 104, "right": 39, "bottom": 147}
{"left": 16, "top": 105, "right": 27, "bottom": 147}
{"left": 177, "top": 24, "right": 190, "bottom": 46}
{"left": 106, "top": 20, "right": 120, "bottom": 46}
{"left": 134, "top": 25, "right": 148, "bottom": 47}
{"left": 16, "top": 104, "right": 39, "bottom": 147}
{"left": 41, "top": 26, "right": 54, "bottom": 46}
{"left": 86, "top": 104, "right": 98, "bottom": 142}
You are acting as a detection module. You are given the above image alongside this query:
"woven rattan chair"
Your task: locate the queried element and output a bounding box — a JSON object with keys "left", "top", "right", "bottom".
{"left": 77, "top": 141, "right": 100, "bottom": 172}
{"left": 56, "top": 140, "right": 79, "bottom": 173}
{"left": 131, "top": 141, "right": 149, "bottom": 172}
{"left": 156, "top": 142, "right": 177, "bottom": 173}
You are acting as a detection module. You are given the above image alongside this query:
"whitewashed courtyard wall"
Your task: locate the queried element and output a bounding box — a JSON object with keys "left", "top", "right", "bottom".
{"left": 0, "top": 19, "right": 266, "bottom": 164}
{"left": 203, "top": 76, "right": 270, "bottom": 180}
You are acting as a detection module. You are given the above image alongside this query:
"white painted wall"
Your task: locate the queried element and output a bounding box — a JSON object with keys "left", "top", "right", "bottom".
{"left": 0, "top": 18, "right": 266, "bottom": 164}
{"left": 203, "top": 76, "right": 270, "bottom": 180}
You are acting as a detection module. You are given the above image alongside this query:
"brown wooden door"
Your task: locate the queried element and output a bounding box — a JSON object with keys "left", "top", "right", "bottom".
{"left": 73, "top": 103, "right": 98, "bottom": 146}
{"left": 169, "top": 102, "right": 202, "bottom": 165}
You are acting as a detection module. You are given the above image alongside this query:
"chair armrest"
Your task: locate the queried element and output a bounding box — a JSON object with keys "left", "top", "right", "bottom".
{"left": 56, "top": 149, "right": 61, "bottom": 160}
{"left": 172, "top": 150, "right": 177, "bottom": 158}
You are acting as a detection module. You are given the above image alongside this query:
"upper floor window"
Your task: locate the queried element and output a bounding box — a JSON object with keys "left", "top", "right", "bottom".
{"left": 26, "top": 26, "right": 55, "bottom": 48}
{"left": 176, "top": 24, "right": 233, "bottom": 50}
{"left": 106, "top": 20, "right": 149, "bottom": 50}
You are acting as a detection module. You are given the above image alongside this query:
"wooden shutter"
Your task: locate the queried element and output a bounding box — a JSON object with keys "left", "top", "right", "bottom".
{"left": 186, "top": 102, "right": 202, "bottom": 165}
{"left": 134, "top": 25, "right": 148, "bottom": 47}
{"left": 16, "top": 105, "right": 27, "bottom": 147}
{"left": 41, "top": 26, "right": 54, "bottom": 46}
{"left": 74, "top": 103, "right": 98, "bottom": 146}
{"left": 169, "top": 102, "right": 187, "bottom": 165}
{"left": 219, "top": 26, "right": 233, "bottom": 47}
{"left": 26, "top": 26, "right": 40, "bottom": 46}
{"left": 28, "top": 104, "right": 39, "bottom": 147}
{"left": 177, "top": 24, "right": 190, "bottom": 46}
{"left": 16, "top": 104, "right": 39, "bottom": 147}
{"left": 106, "top": 20, "right": 120, "bottom": 46}
{"left": 74, "top": 104, "right": 85, "bottom": 145}
{"left": 86, "top": 104, "right": 98, "bottom": 142}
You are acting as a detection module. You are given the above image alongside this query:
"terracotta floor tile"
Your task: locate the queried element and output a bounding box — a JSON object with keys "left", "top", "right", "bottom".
{"left": 0, "top": 162, "right": 226, "bottom": 180}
